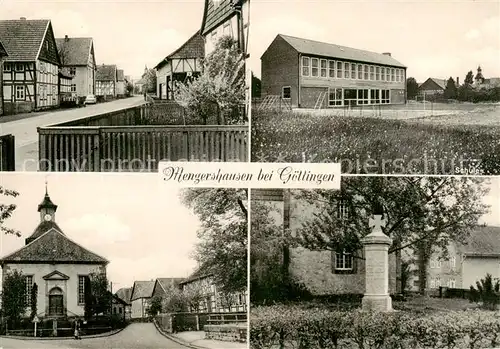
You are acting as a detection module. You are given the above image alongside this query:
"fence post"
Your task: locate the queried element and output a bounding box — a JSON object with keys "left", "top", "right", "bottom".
{"left": 94, "top": 131, "right": 101, "bottom": 171}
{"left": 196, "top": 315, "right": 199, "bottom": 331}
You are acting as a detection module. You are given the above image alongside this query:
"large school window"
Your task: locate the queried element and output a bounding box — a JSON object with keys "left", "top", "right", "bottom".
{"left": 357, "top": 89, "right": 369, "bottom": 105}
{"left": 401, "top": 69, "right": 405, "bottom": 82}
{"left": 320, "top": 59, "right": 327, "bottom": 78}
{"left": 311, "top": 58, "right": 319, "bottom": 77}
{"left": 357, "top": 64, "right": 363, "bottom": 79}
{"left": 369, "top": 66, "right": 375, "bottom": 80}
{"left": 329, "top": 60, "right": 335, "bottom": 78}
{"left": 396, "top": 69, "right": 400, "bottom": 82}
{"left": 344, "top": 62, "right": 350, "bottom": 79}
{"left": 391, "top": 68, "right": 395, "bottom": 82}
{"left": 386, "top": 68, "right": 390, "bottom": 81}
{"left": 376, "top": 67, "right": 380, "bottom": 81}
{"left": 364, "top": 65, "right": 368, "bottom": 80}
{"left": 380, "top": 67, "right": 385, "bottom": 81}
{"left": 302, "top": 57, "right": 310, "bottom": 76}
{"left": 381, "top": 89, "right": 390, "bottom": 104}
{"left": 25, "top": 276, "right": 33, "bottom": 305}
{"left": 351, "top": 63, "right": 356, "bottom": 80}
{"left": 336, "top": 61, "right": 343, "bottom": 79}
{"left": 370, "top": 89, "right": 380, "bottom": 104}
{"left": 329, "top": 88, "right": 342, "bottom": 106}
{"left": 16, "top": 85, "right": 25, "bottom": 100}
{"left": 78, "top": 275, "right": 85, "bottom": 304}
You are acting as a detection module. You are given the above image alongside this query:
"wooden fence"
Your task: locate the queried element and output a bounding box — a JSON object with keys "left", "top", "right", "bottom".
{"left": 38, "top": 125, "right": 248, "bottom": 172}
{"left": 0, "top": 134, "right": 15, "bottom": 171}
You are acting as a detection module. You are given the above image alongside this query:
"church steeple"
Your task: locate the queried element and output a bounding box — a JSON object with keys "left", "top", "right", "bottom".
{"left": 475, "top": 65, "right": 484, "bottom": 84}
{"left": 38, "top": 181, "right": 57, "bottom": 223}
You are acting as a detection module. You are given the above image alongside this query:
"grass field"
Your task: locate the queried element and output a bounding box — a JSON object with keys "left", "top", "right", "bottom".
{"left": 251, "top": 103, "right": 500, "bottom": 175}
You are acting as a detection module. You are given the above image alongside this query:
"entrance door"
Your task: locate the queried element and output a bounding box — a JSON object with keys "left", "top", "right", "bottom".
{"left": 48, "top": 287, "right": 64, "bottom": 316}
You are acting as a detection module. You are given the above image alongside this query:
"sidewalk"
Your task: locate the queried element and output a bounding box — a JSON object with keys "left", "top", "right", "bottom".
{"left": 172, "top": 331, "right": 247, "bottom": 349}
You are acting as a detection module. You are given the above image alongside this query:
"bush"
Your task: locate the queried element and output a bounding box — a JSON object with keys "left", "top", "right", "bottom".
{"left": 250, "top": 305, "right": 500, "bottom": 349}
{"left": 469, "top": 273, "right": 500, "bottom": 310}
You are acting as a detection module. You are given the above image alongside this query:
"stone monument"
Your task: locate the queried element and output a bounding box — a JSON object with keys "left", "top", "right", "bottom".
{"left": 361, "top": 214, "right": 393, "bottom": 312}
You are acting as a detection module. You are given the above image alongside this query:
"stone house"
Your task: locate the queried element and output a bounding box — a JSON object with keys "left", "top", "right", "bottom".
{"left": 0, "top": 187, "right": 108, "bottom": 319}
{"left": 55, "top": 36, "right": 96, "bottom": 98}
{"left": 424, "top": 226, "right": 500, "bottom": 291}
{"left": 130, "top": 280, "right": 155, "bottom": 319}
{"left": 0, "top": 18, "right": 62, "bottom": 114}
{"left": 252, "top": 189, "right": 400, "bottom": 296}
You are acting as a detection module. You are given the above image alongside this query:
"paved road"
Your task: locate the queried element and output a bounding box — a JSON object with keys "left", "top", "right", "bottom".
{"left": 0, "top": 323, "right": 189, "bottom": 349}
{"left": 0, "top": 96, "right": 144, "bottom": 171}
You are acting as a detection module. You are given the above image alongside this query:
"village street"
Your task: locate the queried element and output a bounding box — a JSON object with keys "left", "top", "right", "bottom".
{"left": 0, "top": 323, "right": 190, "bottom": 349}
{"left": 0, "top": 96, "right": 144, "bottom": 171}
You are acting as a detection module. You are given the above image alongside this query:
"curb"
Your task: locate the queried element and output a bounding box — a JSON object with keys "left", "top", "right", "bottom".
{"left": 0, "top": 326, "right": 126, "bottom": 341}
{"left": 152, "top": 319, "right": 207, "bottom": 349}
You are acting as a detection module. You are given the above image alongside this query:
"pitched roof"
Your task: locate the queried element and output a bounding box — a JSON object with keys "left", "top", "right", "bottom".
{"left": 269, "top": 34, "right": 406, "bottom": 68}
{"left": 156, "top": 278, "right": 183, "bottom": 291}
{"left": 0, "top": 40, "right": 8, "bottom": 57}
{"left": 25, "top": 220, "right": 64, "bottom": 245}
{"left": 459, "top": 226, "right": 500, "bottom": 257}
{"left": 426, "top": 78, "right": 447, "bottom": 90}
{"left": 117, "top": 69, "right": 125, "bottom": 81}
{"left": 0, "top": 19, "right": 50, "bottom": 61}
{"left": 179, "top": 265, "right": 213, "bottom": 285}
{"left": 154, "top": 31, "right": 205, "bottom": 69}
{"left": 55, "top": 37, "right": 92, "bottom": 66}
{"left": 0, "top": 228, "right": 108, "bottom": 264}
{"left": 201, "top": 0, "right": 244, "bottom": 36}
{"left": 96, "top": 64, "right": 117, "bottom": 81}
{"left": 131, "top": 281, "right": 155, "bottom": 300}
{"left": 115, "top": 287, "right": 132, "bottom": 304}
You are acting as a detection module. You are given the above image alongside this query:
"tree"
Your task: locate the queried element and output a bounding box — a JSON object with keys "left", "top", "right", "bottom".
{"left": 181, "top": 189, "right": 247, "bottom": 294}
{"left": 1, "top": 186, "right": 20, "bottom": 236}
{"left": 464, "top": 70, "right": 474, "bottom": 86}
{"left": 145, "top": 69, "right": 157, "bottom": 94}
{"left": 125, "top": 81, "right": 134, "bottom": 96}
{"left": 84, "top": 276, "right": 93, "bottom": 321}
{"left": 251, "top": 72, "right": 261, "bottom": 98}
{"left": 175, "top": 36, "right": 245, "bottom": 125}
{"left": 293, "top": 177, "right": 489, "bottom": 295}
{"left": 182, "top": 284, "right": 205, "bottom": 312}
{"left": 30, "top": 283, "right": 38, "bottom": 320}
{"left": 2, "top": 270, "right": 27, "bottom": 325}
{"left": 162, "top": 288, "right": 188, "bottom": 313}
{"left": 469, "top": 273, "right": 500, "bottom": 310}
{"left": 444, "top": 77, "right": 457, "bottom": 99}
{"left": 148, "top": 296, "right": 162, "bottom": 316}
{"left": 406, "top": 77, "right": 419, "bottom": 100}
{"left": 84, "top": 272, "right": 111, "bottom": 319}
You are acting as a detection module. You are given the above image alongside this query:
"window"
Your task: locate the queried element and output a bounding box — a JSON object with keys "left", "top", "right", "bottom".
{"left": 320, "top": 59, "right": 327, "bottom": 77}
{"left": 357, "top": 89, "right": 369, "bottom": 105}
{"left": 78, "top": 275, "right": 85, "bottom": 304}
{"left": 391, "top": 68, "right": 395, "bottom": 82}
{"left": 336, "top": 61, "right": 343, "bottom": 79}
{"left": 335, "top": 252, "right": 353, "bottom": 270}
{"left": 328, "top": 88, "right": 342, "bottom": 106}
{"left": 25, "top": 276, "right": 33, "bottom": 305}
{"left": 119, "top": 307, "right": 123, "bottom": 314}
{"left": 351, "top": 63, "right": 356, "bottom": 80}
{"left": 311, "top": 58, "right": 319, "bottom": 77}
{"left": 71, "top": 84, "right": 77, "bottom": 92}
{"left": 396, "top": 69, "right": 400, "bottom": 82}
{"left": 435, "top": 277, "right": 441, "bottom": 288}
{"left": 370, "top": 89, "right": 380, "bottom": 104}
{"left": 338, "top": 199, "right": 349, "bottom": 219}
{"left": 39, "top": 62, "right": 45, "bottom": 73}
{"left": 369, "top": 66, "right": 375, "bottom": 80}
{"left": 357, "top": 64, "right": 363, "bottom": 79}
{"left": 15, "top": 63, "right": 24, "bottom": 71}
{"left": 329, "top": 60, "right": 335, "bottom": 78}
{"left": 69, "top": 67, "right": 76, "bottom": 75}
{"left": 380, "top": 67, "right": 385, "bottom": 81}
{"left": 450, "top": 256, "right": 456, "bottom": 269}
{"left": 448, "top": 278, "right": 456, "bottom": 288}
{"left": 376, "top": 67, "right": 380, "bottom": 81}
{"left": 223, "top": 22, "right": 231, "bottom": 36}
{"left": 364, "top": 64, "right": 369, "bottom": 80}
{"left": 386, "top": 68, "right": 390, "bottom": 81}
{"left": 381, "top": 89, "right": 390, "bottom": 104}
{"left": 113, "top": 307, "right": 117, "bottom": 314}
{"left": 400, "top": 69, "right": 405, "bottom": 82}
{"left": 302, "top": 57, "right": 310, "bottom": 76}
{"left": 430, "top": 278, "right": 435, "bottom": 288}
{"left": 344, "top": 62, "right": 350, "bottom": 79}
{"left": 3, "top": 63, "right": 11, "bottom": 72}
{"left": 282, "top": 86, "right": 291, "bottom": 99}
{"left": 15, "top": 85, "right": 25, "bottom": 100}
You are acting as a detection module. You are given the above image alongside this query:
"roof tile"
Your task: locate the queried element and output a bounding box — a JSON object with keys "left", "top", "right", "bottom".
{"left": 0, "top": 19, "right": 49, "bottom": 61}
{"left": 55, "top": 37, "right": 92, "bottom": 66}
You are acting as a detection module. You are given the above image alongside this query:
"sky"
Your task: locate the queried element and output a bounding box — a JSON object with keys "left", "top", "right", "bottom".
{"left": 0, "top": 173, "right": 202, "bottom": 291}
{"left": 249, "top": 0, "right": 500, "bottom": 83}
{"left": 0, "top": 0, "right": 206, "bottom": 80}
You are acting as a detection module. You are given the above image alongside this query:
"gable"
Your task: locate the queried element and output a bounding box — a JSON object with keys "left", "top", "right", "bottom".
{"left": 155, "top": 32, "right": 205, "bottom": 70}
{"left": 43, "top": 270, "right": 70, "bottom": 280}
{"left": 0, "top": 19, "right": 50, "bottom": 62}
{"left": 38, "top": 22, "right": 60, "bottom": 65}
{"left": 131, "top": 281, "right": 155, "bottom": 300}
{"left": 419, "top": 78, "right": 446, "bottom": 91}
{"left": 0, "top": 40, "right": 7, "bottom": 57}
{"left": 97, "top": 65, "right": 117, "bottom": 81}
{"left": 201, "top": 0, "right": 241, "bottom": 36}
{"left": 56, "top": 37, "right": 92, "bottom": 66}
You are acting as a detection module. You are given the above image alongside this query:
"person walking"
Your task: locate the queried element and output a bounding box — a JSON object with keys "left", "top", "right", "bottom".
{"left": 74, "top": 320, "right": 81, "bottom": 340}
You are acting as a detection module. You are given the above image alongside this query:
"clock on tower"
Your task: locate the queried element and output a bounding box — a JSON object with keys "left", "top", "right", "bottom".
{"left": 38, "top": 184, "right": 58, "bottom": 223}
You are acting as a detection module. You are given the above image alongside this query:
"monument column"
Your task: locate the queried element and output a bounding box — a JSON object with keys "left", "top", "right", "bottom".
{"left": 361, "top": 214, "right": 393, "bottom": 312}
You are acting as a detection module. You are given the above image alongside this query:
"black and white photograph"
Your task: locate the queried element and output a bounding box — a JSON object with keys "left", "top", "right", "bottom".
{"left": 0, "top": 0, "right": 249, "bottom": 172}
{"left": 250, "top": 1, "right": 500, "bottom": 175}
{"left": 0, "top": 174, "right": 248, "bottom": 348}
{"left": 250, "top": 177, "right": 500, "bottom": 348}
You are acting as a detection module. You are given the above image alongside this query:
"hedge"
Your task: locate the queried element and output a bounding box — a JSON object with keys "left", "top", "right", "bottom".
{"left": 250, "top": 305, "right": 500, "bottom": 349}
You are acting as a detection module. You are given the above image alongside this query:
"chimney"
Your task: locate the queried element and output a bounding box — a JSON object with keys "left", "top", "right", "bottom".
{"left": 20, "top": 17, "right": 26, "bottom": 20}
{"left": 456, "top": 76, "right": 459, "bottom": 86}
{"left": 64, "top": 35, "right": 69, "bottom": 42}
{"left": 382, "top": 52, "right": 391, "bottom": 57}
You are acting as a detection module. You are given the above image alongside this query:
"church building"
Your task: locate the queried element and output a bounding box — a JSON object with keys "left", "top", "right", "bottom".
{"left": 0, "top": 187, "right": 108, "bottom": 319}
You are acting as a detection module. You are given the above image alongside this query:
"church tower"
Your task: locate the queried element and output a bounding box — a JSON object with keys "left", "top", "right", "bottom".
{"left": 475, "top": 65, "right": 485, "bottom": 85}
{"left": 38, "top": 183, "right": 57, "bottom": 223}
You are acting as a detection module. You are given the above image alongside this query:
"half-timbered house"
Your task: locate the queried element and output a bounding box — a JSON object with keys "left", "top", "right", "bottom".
{"left": 0, "top": 18, "right": 62, "bottom": 115}
{"left": 154, "top": 31, "right": 204, "bottom": 100}
{"left": 0, "top": 40, "right": 8, "bottom": 116}
{"left": 200, "top": 0, "right": 249, "bottom": 58}
{"left": 55, "top": 36, "right": 96, "bottom": 98}
{"left": 96, "top": 64, "right": 117, "bottom": 100}
{"left": 58, "top": 67, "right": 75, "bottom": 105}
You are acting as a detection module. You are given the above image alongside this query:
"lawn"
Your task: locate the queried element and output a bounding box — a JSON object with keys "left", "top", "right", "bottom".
{"left": 251, "top": 106, "right": 500, "bottom": 175}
